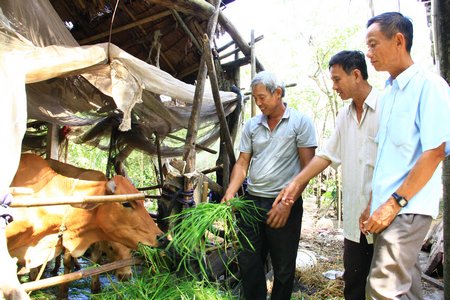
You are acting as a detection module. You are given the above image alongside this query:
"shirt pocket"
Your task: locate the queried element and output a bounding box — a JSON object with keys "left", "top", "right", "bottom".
{"left": 388, "top": 113, "right": 410, "bottom": 147}
{"left": 364, "top": 135, "right": 378, "bottom": 167}
{"left": 274, "top": 134, "right": 297, "bottom": 158}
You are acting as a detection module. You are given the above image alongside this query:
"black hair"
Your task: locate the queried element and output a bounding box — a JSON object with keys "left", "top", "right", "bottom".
{"left": 367, "top": 12, "right": 413, "bottom": 53}
{"left": 328, "top": 50, "right": 369, "bottom": 80}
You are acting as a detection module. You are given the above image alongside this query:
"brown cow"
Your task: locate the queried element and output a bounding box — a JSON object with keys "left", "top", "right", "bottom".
{"left": 7, "top": 153, "right": 165, "bottom": 297}
{"left": 46, "top": 157, "right": 133, "bottom": 288}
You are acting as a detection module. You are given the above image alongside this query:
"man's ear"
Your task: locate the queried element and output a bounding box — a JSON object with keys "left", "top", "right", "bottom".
{"left": 353, "top": 69, "right": 362, "bottom": 81}
{"left": 274, "top": 87, "right": 283, "bottom": 98}
{"left": 395, "top": 32, "right": 406, "bottom": 50}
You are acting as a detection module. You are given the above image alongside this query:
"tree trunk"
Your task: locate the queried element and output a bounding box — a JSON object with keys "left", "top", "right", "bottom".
{"left": 433, "top": 0, "right": 450, "bottom": 297}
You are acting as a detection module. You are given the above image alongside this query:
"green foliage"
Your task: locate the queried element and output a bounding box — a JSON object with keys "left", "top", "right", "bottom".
{"left": 165, "top": 197, "right": 262, "bottom": 278}
{"left": 93, "top": 272, "right": 237, "bottom": 300}
{"left": 92, "top": 198, "right": 261, "bottom": 299}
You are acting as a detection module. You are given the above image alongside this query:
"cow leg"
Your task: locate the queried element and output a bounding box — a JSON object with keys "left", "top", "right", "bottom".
{"left": 58, "top": 250, "right": 72, "bottom": 300}
{"left": 90, "top": 242, "right": 102, "bottom": 294}
{"left": 51, "top": 253, "right": 61, "bottom": 275}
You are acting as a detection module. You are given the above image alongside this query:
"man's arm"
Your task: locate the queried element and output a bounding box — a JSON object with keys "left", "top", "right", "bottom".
{"left": 267, "top": 146, "right": 316, "bottom": 228}
{"left": 221, "top": 152, "right": 251, "bottom": 202}
{"left": 273, "top": 155, "right": 331, "bottom": 207}
{"left": 364, "top": 142, "right": 446, "bottom": 234}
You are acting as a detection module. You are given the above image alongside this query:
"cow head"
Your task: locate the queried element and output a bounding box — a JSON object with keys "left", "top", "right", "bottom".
{"left": 98, "top": 175, "right": 166, "bottom": 249}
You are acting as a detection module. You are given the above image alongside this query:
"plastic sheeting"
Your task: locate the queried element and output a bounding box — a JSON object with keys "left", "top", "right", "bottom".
{"left": 0, "top": 0, "right": 239, "bottom": 189}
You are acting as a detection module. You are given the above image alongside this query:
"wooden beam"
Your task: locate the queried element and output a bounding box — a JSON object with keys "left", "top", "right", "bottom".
{"left": 171, "top": 10, "right": 202, "bottom": 52}
{"left": 144, "top": 0, "right": 215, "bottom": 19}
{"left": 218, "top": 12, "right": 264, "bottom": 71}
{"left": 79, "top": 10, "right": 172, "bottom": 44}
{"left": 219, "top": 35, "right": 264, "bottom": 60}
{"left": 146, "top": 0, "right": 264, "bottom": 71}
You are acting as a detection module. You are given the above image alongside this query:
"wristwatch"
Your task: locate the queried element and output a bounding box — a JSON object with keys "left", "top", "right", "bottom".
{"left": 392, "top": 192, "right": 408, "bottom": 207}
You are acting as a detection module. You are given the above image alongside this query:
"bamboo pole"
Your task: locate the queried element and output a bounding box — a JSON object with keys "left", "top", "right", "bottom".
{"left": 10, "top": 193, "right": 145, "bottom": 208}
{"left": 22, "top": 257, "right": 142, "bottom": 292}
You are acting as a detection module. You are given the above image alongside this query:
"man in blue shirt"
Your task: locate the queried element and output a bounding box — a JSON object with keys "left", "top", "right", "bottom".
{"left": 362, "top": 12, "right": 450, "bottom": 299}
{"left": 222, "top": 71, "right": 317, "bottom": 300}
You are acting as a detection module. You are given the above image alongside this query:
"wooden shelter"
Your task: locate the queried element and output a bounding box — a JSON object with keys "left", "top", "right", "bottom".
{"left": 0, "top": 0, "right": 265, "bottom": 228}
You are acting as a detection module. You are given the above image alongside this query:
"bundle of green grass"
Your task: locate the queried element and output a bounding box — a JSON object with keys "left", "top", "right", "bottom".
{"left": 93, "top": 197, "right": 262, "bottom": 299}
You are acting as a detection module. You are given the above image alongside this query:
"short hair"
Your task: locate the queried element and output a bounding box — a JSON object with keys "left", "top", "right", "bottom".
{"left": 367, "top": 12, "right": 413, "bottom": 53}
{"left": 251, "top": 71, "right": 285, "bottom": 97}
{"left": 328, "top": 50, "right": 369, "bottom": 80}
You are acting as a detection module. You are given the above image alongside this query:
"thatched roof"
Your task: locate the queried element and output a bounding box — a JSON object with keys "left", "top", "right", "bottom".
{"left": 49, "top": 0, "right": 238, "bottom": 83}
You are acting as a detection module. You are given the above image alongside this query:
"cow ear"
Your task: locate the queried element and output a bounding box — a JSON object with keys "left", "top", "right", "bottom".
{"left": 106, "top": 179, "right": 116, "bottom": 195}
{"left": 71, "top": 203, "right": 100, "bottom": 210}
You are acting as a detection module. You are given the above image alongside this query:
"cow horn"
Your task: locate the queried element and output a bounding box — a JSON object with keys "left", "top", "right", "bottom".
{"left": 106, "top": 180, "right": 116, "bottom": 194}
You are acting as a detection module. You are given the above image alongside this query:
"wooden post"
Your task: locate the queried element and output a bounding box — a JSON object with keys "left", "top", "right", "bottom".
{"left": 250, "top": 29, "right": 257, "bottom": 117}
{"left": 155, "top": 133, "right": 165, "bottom": 187}
{"left": 182, "top": 0, "right": 221, "bottom": 203}
{"left": 202, "top": 34, "right": 236, "bottom": 167}
{"left": 46, "top": 123, "right": 59, "bottom": 160}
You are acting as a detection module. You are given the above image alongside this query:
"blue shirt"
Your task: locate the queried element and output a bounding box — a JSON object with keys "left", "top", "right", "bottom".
{"left": 240, "top": 107, "right": 317, "bottom": 198}
{"left": 372, "top": 64, "right": 450, "bottom": 218}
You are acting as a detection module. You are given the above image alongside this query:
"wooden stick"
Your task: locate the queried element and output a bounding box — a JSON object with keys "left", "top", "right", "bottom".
{"left": 22, "top": 257, "right": 143, "bottom": 292}
{"left": 167, "top": 134, "right": 217, "bottom": 154}
{"left": 201, "top": 164, "right": 223, "bottom": 175}
{"left": 137, "top": 184, "right": 162, "bottom": 191}
{"left": 203, "top": 34, "right": 236, "bottom": 166}
{"left": 10, "top": 193, "right": 145, "bottom": 208}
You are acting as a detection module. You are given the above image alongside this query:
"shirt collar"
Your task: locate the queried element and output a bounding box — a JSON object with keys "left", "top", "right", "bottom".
{"left": 257, "top": 103, "right": 290, "bottom": 125}
{"left": 386, "top": 64, "right": 419, "bottom": 90}
{"left": 346, "top": 88, "right": 378, "bottom": 115}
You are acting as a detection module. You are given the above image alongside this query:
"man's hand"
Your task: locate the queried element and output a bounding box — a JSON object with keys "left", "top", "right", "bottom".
{"left": 272, "top": 181, "right": 301, "bottom": 207}
{"left": 221, "top": 192, "right": 235, "bottom": 204}
{"left": 363, "top": 198, "right": 401, "bottom": 234}
{"left": 266, "top": 202, "right": 292, "bottom": 228}
{"left": 359, "top": 204, "right": 371, "bottom": 235}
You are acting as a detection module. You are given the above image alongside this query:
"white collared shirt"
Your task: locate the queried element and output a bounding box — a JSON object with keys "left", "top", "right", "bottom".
{"left": 318, "top": 89, "right": 380, "bottom": 243}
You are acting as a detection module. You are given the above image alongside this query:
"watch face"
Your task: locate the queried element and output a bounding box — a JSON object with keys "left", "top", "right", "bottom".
{"left": 399, "top": 199, "right": 407, "bottom": 207}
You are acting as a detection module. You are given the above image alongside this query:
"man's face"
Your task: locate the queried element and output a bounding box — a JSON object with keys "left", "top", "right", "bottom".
{"left": 330, "top": 64, "right": 355, "bottom": 101}
{"left": 365, "top": 22, "right": 398, "bottom": 72}
{"left": 252, "top": 84, "right": 281, "bottom": 116}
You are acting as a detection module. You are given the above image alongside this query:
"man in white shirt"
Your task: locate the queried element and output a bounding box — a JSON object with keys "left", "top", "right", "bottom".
{"left": 362, "top": 12, "right": 450, "bottom": 299}
{"left": 274, "top": 50, "right": 379, "bottom": 300}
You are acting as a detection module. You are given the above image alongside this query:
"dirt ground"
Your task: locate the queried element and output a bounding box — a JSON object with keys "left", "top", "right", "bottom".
{"left": 292, "top": 196, "right": 444, "bottom": 300}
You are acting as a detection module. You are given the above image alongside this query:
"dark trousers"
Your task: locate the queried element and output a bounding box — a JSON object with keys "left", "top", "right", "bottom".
{"left": 343, "top": 233, "right": 374, "bottom": 300}
{"left": 237, "top": 194, "right": 303, "bottom": 300}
